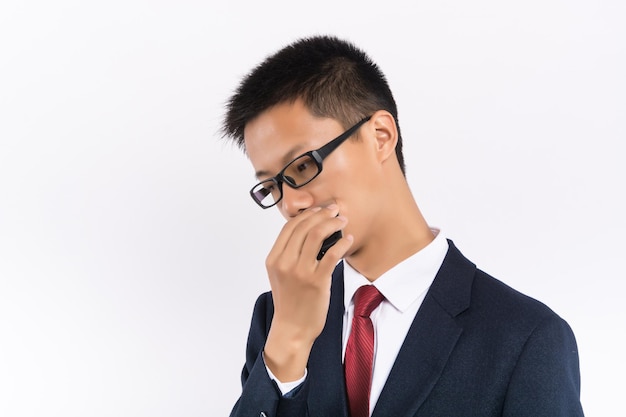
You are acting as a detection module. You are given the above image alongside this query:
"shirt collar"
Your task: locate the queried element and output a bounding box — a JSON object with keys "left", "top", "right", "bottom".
{"left": 343, "top": 228, "right": 449, "bottom": 313}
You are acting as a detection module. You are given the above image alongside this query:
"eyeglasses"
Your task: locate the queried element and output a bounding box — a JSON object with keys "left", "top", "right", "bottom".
{"left": 250, "top": 116, "right": 372, "bottom": 209}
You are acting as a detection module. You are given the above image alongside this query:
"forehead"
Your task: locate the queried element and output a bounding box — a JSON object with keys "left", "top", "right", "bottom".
{"left": 244, "top": 100, "right": 344, "bottom": 178}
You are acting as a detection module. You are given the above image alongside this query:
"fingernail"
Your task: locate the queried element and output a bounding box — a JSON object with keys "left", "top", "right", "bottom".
{"left": 326, "top": 204, "right": 338, "bottom": 211}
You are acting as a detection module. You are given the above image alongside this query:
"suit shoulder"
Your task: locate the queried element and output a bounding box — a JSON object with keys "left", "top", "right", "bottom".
{"left": 470, "top": 269, "right": 568, "bottom": 328}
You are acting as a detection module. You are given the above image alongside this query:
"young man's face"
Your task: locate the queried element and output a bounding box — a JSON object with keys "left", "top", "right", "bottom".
{"left": 243, "top": 99, "right": 384, "bottom": 255}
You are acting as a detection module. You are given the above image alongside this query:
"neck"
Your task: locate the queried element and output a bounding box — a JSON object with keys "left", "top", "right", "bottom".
{"left": 345, "top": 179, "right": 434, "bottom": 281}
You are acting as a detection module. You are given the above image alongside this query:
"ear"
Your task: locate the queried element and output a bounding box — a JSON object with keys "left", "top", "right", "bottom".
{"left": 370, "top": 110, "right": 398, "bottom": 164}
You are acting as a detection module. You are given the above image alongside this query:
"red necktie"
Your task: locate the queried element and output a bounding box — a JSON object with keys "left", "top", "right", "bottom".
{"left": 345, "top": 285, "right": 385, "bottom": 417}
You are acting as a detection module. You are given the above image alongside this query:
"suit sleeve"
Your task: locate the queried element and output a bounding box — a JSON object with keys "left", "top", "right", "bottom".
{"left": 229, "top": 293, "right": 310, "bottom": 417}
{"left": 502, "top": 314, "right": 585, "bottom": 417}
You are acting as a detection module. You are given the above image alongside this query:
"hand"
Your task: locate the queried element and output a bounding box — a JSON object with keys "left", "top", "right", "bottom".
{"left": 263, "top": 204, "right": 353, "bottom": 382}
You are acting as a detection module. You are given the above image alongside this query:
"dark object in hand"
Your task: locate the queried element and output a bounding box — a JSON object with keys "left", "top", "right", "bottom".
{"left": 317, "top": 230, "right": 342, "bottom": 260}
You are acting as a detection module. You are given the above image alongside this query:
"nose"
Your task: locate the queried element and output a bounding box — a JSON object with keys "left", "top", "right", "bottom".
{"left": 279, "top": 184, "right": 315, "bottom": 218}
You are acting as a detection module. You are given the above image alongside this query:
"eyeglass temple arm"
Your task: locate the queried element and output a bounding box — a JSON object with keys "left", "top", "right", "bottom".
{"left": 313, "top": 116, "right": 372, "bottom": 161}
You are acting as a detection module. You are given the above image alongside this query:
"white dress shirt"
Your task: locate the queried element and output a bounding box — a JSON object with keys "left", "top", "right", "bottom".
{"left": 267, "top": 229, "right": 449, "bottom": 414}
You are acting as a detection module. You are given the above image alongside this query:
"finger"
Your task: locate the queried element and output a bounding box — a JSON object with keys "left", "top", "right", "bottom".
{"left": 267, "top": 206, "right": 322, "bottom": 261}
{"left": 276, "top": 205, "right": 340, "bottom": 263}
{"left": 298, "top": 215, "right": 348, "bottom": 266}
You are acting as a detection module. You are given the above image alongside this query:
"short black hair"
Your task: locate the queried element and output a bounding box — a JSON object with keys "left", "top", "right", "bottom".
{"left": 222, "top": 35, "right": 405, "bottom": 174}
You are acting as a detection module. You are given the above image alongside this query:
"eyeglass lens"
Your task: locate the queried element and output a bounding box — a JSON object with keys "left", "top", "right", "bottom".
{"left": 251, "top": 153, "right": 321, "bottom": 207}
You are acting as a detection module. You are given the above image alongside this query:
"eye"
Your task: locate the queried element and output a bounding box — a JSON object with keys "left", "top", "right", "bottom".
{"left": 284, "top": 154, "right": 318, "bottom": 186}
{"left": 265, "top": 182, "right": 283, "bottom": 199}
{"left": 253, "top": 181, "right": 275, "bottom": 198}
{"left": 296, "top": 161, "right": 310, "bottom": 172}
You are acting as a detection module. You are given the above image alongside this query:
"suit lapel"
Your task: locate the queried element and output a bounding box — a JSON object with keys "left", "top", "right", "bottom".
{"left": 307, "top": 262, "right": 349, "bottom": 417}
{"left": 372, "top": 241, "right": 476, "bottom": 417}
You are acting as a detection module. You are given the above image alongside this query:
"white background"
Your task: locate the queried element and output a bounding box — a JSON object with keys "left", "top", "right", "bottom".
{"left": 1, "top": 1, "right": 624, "bottom": 416}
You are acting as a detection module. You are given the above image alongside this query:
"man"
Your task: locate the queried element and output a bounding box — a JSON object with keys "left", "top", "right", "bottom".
{"left": 221, "top": 35, "right": 584, "bottom": 417}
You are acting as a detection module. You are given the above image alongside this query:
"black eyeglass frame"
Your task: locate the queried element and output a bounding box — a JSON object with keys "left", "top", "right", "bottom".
{"left": 249, "top": 115, "right": 372, "bottom": 209}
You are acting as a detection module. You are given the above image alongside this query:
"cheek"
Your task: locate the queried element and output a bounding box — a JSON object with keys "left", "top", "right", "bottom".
{"left": 336, "top": 166, "right": 383, "bottom": 233}
{"left": 318, "top": 145, "right": 382, "bottom": 218}
{"left": 326, "top": 148, "right": 381, "bottom": 198}
{"left": 334, "top": 172, "right": 380, "bottom": 230}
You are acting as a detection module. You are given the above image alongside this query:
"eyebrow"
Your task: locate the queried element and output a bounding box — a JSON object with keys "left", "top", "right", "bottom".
{"left": 254, "top": 144, "right": 308, "bottom": 179}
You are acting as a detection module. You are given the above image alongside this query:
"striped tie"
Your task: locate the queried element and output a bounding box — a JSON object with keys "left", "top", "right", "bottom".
{"left": 345, "top": 285, "right": 384, "bottom": 417}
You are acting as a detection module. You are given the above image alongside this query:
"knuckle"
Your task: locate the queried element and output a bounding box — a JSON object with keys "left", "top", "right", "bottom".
{"left": 309, "top": 225, "right": 328, "bottom": 241}
{"left": 277, "top": 265, "right": 291, "bottom": 276}
{"left": 265, "top": 255, "right": 277, "bottom": 269}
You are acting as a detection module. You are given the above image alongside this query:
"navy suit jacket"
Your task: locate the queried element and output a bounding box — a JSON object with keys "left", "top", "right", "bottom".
{"left": 229, "top": 241, "right": 584, "bottom": 416}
